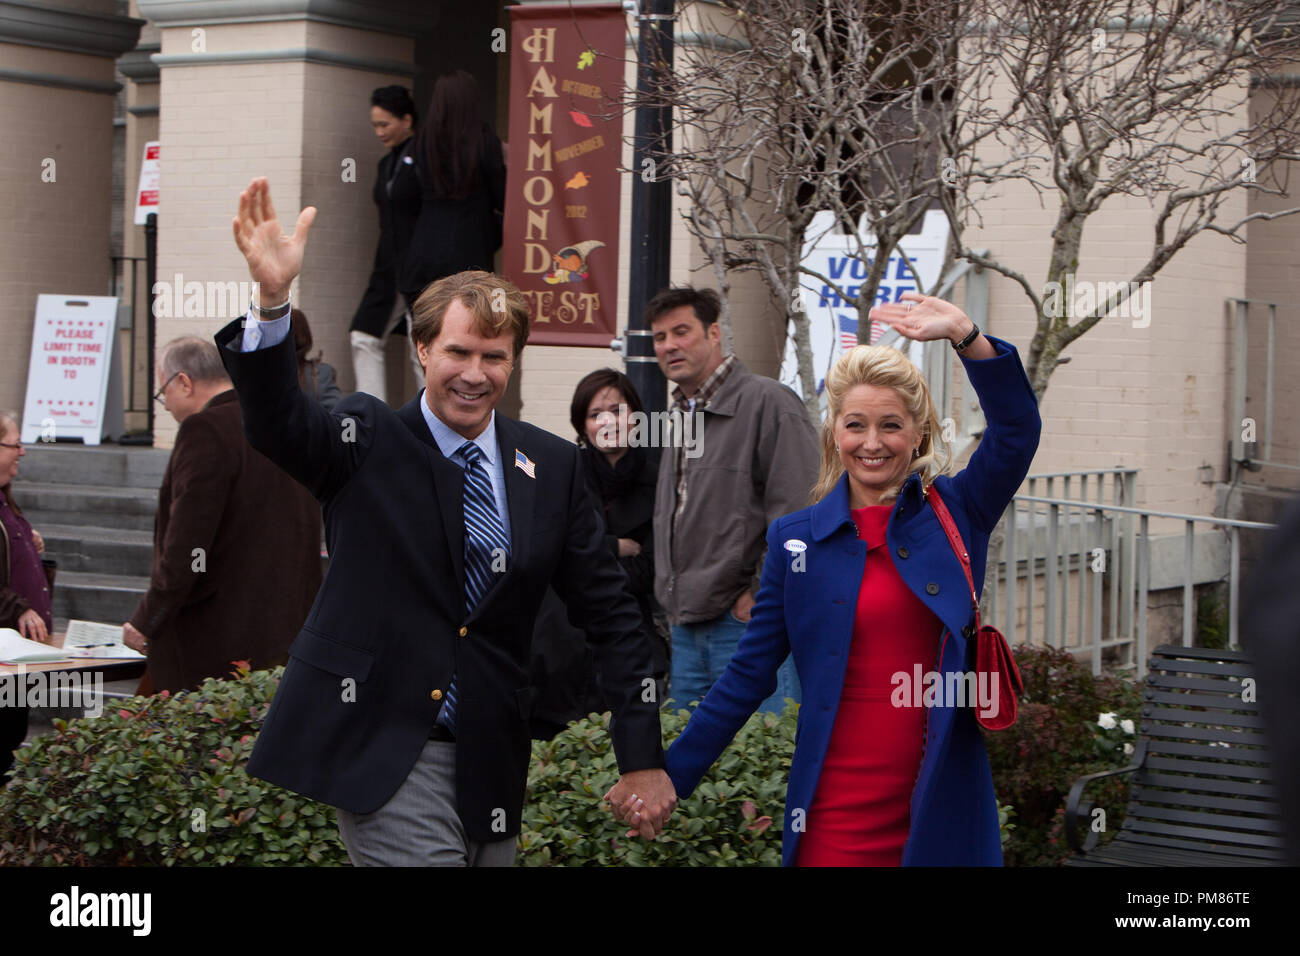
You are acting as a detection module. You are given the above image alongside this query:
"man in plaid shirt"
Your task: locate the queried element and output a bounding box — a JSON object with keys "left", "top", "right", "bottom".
{"left": 648, "top": 287, "right": 818, "bottom": 714}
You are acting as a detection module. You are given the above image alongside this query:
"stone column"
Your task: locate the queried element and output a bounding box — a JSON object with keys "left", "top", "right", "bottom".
{"left": 137, "top": 0, "right": 437, "bottom": 447}
{"left": 118, "top": 2, "right": 161, "bottom": 431}
{"left": 0, "top": 0, "right": 143, "bottom": 422}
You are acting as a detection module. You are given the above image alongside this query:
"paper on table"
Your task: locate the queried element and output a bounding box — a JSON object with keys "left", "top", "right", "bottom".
{"left": 64, "top": 619, "right": 145, "bottom": 659}
{"left": 0, "top": 627, "right": 67, "bottom": 664}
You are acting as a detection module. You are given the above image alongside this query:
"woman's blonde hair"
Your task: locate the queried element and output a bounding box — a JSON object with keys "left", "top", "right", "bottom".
{"left": 811, "top": 345, "right": 950, "bottom": 504}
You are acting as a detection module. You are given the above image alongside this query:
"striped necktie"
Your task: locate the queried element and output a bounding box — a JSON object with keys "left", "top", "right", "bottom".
{"left": 437, "top": 440, "right": 510, "bottom": 734}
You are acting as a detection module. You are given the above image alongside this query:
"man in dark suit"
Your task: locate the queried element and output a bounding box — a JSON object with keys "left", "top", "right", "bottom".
{"left": 122, "top": 337, "right": 321, "bottom": 692}
{"left": 217, "top": 178, "right": 675, "bottom": 865}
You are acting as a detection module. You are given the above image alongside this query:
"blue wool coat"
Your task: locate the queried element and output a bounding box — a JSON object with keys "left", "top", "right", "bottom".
{"left": 664, "top": 335, "right": 1042, "bottom": 866}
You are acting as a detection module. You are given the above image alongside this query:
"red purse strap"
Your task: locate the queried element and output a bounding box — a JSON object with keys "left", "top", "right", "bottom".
{"left": 923, "top": 485, "right": 981, "bottom": 629}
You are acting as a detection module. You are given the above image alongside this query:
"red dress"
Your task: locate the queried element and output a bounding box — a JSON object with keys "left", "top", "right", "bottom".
{"left": 796, "top": 504, "right": 942, "bottom": 866}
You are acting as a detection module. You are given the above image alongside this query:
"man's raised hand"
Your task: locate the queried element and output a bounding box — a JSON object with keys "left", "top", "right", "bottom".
{"left": 231, "top": 178, "right": 316, "bottom": 305}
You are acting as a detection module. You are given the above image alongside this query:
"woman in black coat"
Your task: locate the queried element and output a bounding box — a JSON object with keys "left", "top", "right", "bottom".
{"left": 526, "top": 370, "right": 668, "bottom": 738}
{"left": 572, "top": 369, "right": 664, "bottom": 667}
{"left": 349, "top": 85, "right": 422, "bottom": 403}
{"left": 400, "top": 70, "right": 506, "bottom": 307}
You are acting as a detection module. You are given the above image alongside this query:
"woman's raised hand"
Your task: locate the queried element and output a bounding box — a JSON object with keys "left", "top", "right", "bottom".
{"left": 869, "top": 292, "right": 974, "bottom": 345}
{"left": 231, "top": 178, "right": 316, "bottom": 304}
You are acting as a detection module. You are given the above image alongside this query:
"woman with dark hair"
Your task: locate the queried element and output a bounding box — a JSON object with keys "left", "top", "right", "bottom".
{"left": 291, "top": 309, "right": 342, "bottom": 411}
{"left": 350, "top": 84, "right": 423, "bottom": 403}
{"left": 573, "top": 369, "right": 668, "bottom": 683}
{"left": 400, "top": 70, "right": 506, "bottom": 308}
{"left": 571, "top": 369, "right": 662, "bottom": 597}
{"left": 526, "top": 370, "right": 668, "bottom": 738}
{"left": 1, "top": 412, "right": 53, "bottom": 775}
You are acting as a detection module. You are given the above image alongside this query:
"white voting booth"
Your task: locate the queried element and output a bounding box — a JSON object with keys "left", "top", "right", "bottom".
{"left": 780, "top": 209, "right": 950, "bottom": 414}
{"left": 21, "top": 295, "right": 125, "bottom": 445}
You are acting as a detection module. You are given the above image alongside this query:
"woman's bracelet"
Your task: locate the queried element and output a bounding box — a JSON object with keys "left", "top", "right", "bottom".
{"left": 952, "top": 321, "right": 980, "bottom": 352}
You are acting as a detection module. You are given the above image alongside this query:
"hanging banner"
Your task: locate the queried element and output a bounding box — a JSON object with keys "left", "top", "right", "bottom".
{"left": 503, "top": 3, "right": 626, "bottom": 346}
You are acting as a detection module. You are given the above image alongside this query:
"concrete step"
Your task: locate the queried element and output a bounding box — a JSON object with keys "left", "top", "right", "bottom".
{"left": 15, "top": 442, "right": 169, "bottom": 488}
{"left": 50, "top": 569, "right": 148, "bottom": 625}
{"left": 39, "top": 523, "right": 154, "bottom": 577}
{"left": 13, "top": 482, "right": 158, "bottom": 532}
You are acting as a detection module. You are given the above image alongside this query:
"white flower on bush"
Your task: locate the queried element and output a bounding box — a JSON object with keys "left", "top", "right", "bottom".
{"left": 1124, "top": 743, "right": 1134, "bottom": 756}
{"left": 1098, "top": 712, "right": 1118, "bottom": 730}
{"left": 1120, "top": 719, "right": 1135, "bottom": 735}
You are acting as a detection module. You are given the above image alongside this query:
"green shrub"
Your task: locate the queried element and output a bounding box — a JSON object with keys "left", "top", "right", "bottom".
{"left": 1197, "top": 584, "right": 1229, "bottom": 649}
{"left": 3, "top": 668, "right": 1027, "bottom": 867}
{"left": 0, "top": 664, "right": 348, "bottom": 866}
{"left": 984, "top": 645, "right": 1142, "bottom": 866}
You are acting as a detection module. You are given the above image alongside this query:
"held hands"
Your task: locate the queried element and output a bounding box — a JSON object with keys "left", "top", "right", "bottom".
{"left": 604, "top": 768, "right": 677, "bottom": 839}
{"left": 231, "top": 178, "right": 317, "bottom": 305}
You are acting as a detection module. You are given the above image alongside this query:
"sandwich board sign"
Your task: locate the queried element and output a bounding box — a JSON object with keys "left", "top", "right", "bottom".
{"left": 21, "top": 295, "right": 124, "bottom": 445}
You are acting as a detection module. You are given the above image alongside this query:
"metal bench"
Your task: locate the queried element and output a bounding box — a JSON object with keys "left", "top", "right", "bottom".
{"left": 1063, "top": 644, "right": 1283, "bottom": 866}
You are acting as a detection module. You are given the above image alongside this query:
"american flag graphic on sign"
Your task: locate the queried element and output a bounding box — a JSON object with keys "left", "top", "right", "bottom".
{"left": 838, "top": 311, "right": 887, "bottom": 350}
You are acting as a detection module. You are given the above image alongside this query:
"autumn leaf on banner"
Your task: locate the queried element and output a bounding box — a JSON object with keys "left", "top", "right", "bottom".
{"left": 569, "top": 110, "right": 593, "bottom": 128}
{"left": 577, "top": 50, "right": 595, "bottom": 70}
{"left": 565, "top": 171, "right": 591, "bottom": 190}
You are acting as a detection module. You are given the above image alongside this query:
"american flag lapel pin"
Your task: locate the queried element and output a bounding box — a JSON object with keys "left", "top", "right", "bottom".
{"left": 514, "top": 449, "right": 536, "bottom": 479}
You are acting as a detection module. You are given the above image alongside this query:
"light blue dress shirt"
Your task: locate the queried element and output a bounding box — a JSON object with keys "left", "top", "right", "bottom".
{"left": 239, "top": 309, "right": 511, "bottom": 542}
{"left": 419, "top": 399, "right": 511, "bottom": 543}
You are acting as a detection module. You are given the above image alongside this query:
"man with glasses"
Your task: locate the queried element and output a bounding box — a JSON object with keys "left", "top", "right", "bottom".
{"left": 122, "top": 337, "right": 322, "bottom": 693}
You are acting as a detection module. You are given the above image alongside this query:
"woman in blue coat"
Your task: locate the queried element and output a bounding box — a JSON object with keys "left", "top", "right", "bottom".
{"left": 648, "top": 292, "right": 1041, "bottom": 865}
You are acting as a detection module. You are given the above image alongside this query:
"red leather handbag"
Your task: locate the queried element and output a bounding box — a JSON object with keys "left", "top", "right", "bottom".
{"left": 924, "top": 486, "right": 1023, "bottom": 731}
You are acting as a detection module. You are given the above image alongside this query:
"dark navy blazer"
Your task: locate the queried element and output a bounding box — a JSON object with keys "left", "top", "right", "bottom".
{"left": 665, "top": 335, "right": 1042, "bottom": 865}
{"left": 213, "top": 318, "right": 664, "bottom": 843}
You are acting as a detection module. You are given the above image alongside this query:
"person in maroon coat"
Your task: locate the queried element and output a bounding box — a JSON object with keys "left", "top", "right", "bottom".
{"left": 122, "top": 337, "right": 322, "bottom": 692}
{"left": 1, "top": 411, "right": 53, "bottom": 775}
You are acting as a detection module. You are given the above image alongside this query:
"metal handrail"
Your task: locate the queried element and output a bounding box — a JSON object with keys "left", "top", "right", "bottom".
{"left": 1012, "top": 494, "right": 1276, "bottom": 529}
{"left": 1024, "top": 468, "right": 1139, "bottom": 480}
{"left": 994, "top": 486, "right": 1277, "bottom": 678}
